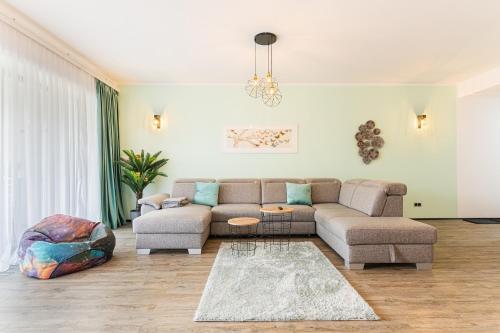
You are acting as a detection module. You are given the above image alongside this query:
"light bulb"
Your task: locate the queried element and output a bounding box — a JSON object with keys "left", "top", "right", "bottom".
{"left": 264, "top": 80, "right": 278, "bottom": 95}
{"left": 258, "top": 72, "right": 275, "bottom": 94}
{"left": 251, "top": 74, "right": 259, "bottom": 84}
{"left": 262, "top": 86, "right": 282, "bottom": 107}
{"left": 266, "top": 72, "right": 272, "bottom": 82}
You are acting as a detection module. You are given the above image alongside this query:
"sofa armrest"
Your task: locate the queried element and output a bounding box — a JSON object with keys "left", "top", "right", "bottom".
{"left": 381, "top": 182, "right": 407, "bottom": 196}
{"left": 141, "top": 204, "right": 157, "bottom": 216}
{"left": 138, "top": 193, "right": 170, "bottom": 210}
{"left": 374, "top": 181, "right": 406, "bottom": 217}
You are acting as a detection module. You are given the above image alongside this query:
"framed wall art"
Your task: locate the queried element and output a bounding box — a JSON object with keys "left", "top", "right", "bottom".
{"left": 223, "top": 125, "right": 298, "bottom": 153}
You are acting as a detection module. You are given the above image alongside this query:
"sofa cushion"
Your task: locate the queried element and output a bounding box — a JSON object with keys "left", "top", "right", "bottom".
{"left": 286, "top": 183, "right": 312, "bottom": 205}
{"left": 338, "top": 179, "right": 365, "bottom": 207}
{"left": 138, "top": 193, "right": 170, "bottom": 210}
{"left": 193, "top": 182, "right": 219, "bottom": 207}
{"left": 211, "top": 204, "right": 262, "bottom": 222}
{"left": 339, "top": 179, "right": 407, "bottom": 216}
{"left": 306, "top": 178, "right": 341, "bottom": 203}
{"left": 261, "top": 178, "right": 305, "bottom": 204}
{"left": 314, "top": 203, "right": 367, "bottom": 224}
{"left": 317, "top": 217, "right": 437, "bottom": 245}
{"left": 313, "top": 203, "right": 353, "bottom": 210}
{"left": 349, "top": 181, "right": 387, "bottom": 216}
{"left": 171, "top": 179, "right": 216, "bottom": 201}
{"left": 132, "top": 204, "right": 211, "bottom": 234}
{"left": 217, "top": 179, "right": 261, "bottom": 204}
{"left": 261, "top": 204, "right": 316, "bottom": 222}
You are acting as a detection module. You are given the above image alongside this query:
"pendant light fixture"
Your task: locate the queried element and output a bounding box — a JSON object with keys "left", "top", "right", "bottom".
{"left": 245, "top": 42, "right": 261, "bottom": 98}
{"left": 245, "top": 32, "right": 282, "bottom": 107}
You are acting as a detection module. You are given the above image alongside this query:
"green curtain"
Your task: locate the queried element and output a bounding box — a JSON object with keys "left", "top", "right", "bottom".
{"left": 96, "top": 80, "right": 126, "bottom": 229}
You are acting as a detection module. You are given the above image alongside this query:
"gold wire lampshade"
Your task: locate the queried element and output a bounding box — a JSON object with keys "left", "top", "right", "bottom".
{"left": 262, "top": 81, "right": 282, "bottom": 107}
{"left": 245, "top": 74, "right": 262, "bottom": 98}
{"left": 257, "top": 72, "right": 273, "bottom": 92}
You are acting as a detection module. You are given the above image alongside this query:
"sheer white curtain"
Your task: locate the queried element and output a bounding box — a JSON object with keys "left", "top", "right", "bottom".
{"left": 0, "top": 21, "right": 100, "bottom": 271}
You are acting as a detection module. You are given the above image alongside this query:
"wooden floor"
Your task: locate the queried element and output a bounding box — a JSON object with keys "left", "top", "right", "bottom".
{"left": 1, "top": 220, "right": 500, "bottom": 332}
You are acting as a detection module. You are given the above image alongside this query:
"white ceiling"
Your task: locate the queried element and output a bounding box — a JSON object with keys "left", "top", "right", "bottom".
{"left": 6, "top": 0, "right": 500, "bottom": 85}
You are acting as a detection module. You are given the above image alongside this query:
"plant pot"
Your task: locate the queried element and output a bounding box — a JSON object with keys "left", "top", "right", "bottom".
{"left": 129, "top": 210, "right": 141, "bottom": 222}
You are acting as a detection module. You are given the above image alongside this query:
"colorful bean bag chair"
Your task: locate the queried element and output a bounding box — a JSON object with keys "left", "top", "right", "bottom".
{"left": 18, "top": 214, "right": 115, "bottom": 279}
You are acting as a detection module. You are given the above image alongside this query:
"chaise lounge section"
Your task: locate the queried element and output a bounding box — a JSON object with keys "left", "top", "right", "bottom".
{"left": 133, "top": 179, "right": 214, "bottom": 255}
{"left": 133, "top": 177, "right": 437, "bottom": 269}
{"left": 314, "top": 179, "right": 437, "bottom": 269}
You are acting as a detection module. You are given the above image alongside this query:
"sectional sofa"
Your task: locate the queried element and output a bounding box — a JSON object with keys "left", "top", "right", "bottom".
{"left": 132, "top": 178, "right": 437, "bottom": 270}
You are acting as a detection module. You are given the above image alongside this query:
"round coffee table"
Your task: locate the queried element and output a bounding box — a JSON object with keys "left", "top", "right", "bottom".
{"left": 260, "top": 206, "right": 294, "bottom": 251}
{"left": 227, "top": 217, "right": 260, "bottom": 256}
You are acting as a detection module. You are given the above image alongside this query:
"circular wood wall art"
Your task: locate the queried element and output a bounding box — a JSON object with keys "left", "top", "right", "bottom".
{"left": 355, "top": 120, "right": 384, "bottom": 164}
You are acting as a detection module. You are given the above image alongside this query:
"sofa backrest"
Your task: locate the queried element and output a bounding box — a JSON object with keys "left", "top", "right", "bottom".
{"left": 338, "top": 179, "right": 364, "bottom": 207}
{"left": 339, "top": 179, "right": 407, "bottom": 216}
{"left": 170, "top": 178, "right": 406, "bottom": 214}
{"left": 217, "top": 179, "right": 261, "bottom": 204}
{"left": 171, "top": 178, "right": 216, "bottom": 201}
{"left": 261, "top": 178, "right": 305, "bottom": 204}
{"left": 306, "top": 178, "right": 341, "bottom": 204}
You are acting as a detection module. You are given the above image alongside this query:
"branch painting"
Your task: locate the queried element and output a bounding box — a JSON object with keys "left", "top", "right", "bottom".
{"left": 224, "top": 125, "right": 298, "bottom": 153}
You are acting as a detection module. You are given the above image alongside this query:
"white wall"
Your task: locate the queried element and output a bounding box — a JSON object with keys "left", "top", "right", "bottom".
{"left": 457, "top": 94, "right": 500, "bottom": 217}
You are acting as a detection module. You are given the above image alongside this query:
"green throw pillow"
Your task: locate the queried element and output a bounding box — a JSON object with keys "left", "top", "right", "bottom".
{"left": 193, "top": 182, "right": 219, "bottom": 207}
{"left": 286, "top": 182, "right": 312, "bottom": 205}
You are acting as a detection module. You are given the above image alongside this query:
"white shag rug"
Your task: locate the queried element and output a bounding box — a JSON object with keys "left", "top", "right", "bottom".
{"left": 194, "top": 241, "right": 379, "bottom": 321}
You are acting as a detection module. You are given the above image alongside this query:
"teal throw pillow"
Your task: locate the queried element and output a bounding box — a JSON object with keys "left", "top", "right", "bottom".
{"left": 193, "top": 182, "right": 219, "bottom": 207}
{"left": 286, "top": 183, "right": 312, "bottom": 205}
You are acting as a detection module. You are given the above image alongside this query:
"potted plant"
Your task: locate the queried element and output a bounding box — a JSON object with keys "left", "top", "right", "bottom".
{"left": 119, "top": 149, "right": 168, "bottom": 221}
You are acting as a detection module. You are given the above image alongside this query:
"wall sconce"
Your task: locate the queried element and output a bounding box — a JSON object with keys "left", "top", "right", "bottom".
{"left": 417, "top": 114, "right": 427, "bottom": 129}
{"left": 152, "top": 114, "right": 161, "bottom": 129}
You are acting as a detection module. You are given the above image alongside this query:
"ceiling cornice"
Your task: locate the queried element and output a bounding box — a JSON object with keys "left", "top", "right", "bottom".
{"left": 118, "top": 81, "right": 455, "bottom": 87}
{"left": 0, "top": 2, "right": 119, "bottom": 90}
{"left": 457, "top": 67, "right": 500, "bottom": 98}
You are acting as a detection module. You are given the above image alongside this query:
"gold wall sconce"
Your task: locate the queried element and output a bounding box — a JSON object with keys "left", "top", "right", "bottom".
{"left": 417, "top": 114, "right": 427, "bottom": 129}
{"left": 152, "top": 114, "right": 161, "bottom": 129}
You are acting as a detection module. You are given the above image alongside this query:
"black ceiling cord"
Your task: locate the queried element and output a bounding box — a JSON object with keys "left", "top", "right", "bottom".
{"left": 270, "top": 43, "right": 273, "bottom": 76}
{"left": 254, "top": 42, "right": 257, "bottom": 76}
{"left": 267, "top": 43, "right": 270, "bottom": 74}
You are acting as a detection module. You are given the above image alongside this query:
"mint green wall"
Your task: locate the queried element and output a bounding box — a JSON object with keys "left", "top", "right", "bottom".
{"left": 119, "top": 85, "right": 457, "bottom": 218}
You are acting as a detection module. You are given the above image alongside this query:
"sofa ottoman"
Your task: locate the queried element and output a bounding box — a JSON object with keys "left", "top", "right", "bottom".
{"left": 316, "top": 217, "right": 437, "bottom": 270}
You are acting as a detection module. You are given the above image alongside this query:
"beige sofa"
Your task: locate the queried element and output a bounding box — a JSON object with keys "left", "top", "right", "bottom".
{"left": 132, "top": 178, "right": 437, "bottom": 269}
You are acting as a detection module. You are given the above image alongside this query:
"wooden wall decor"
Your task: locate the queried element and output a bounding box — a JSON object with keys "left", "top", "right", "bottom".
{"left": 355, "top": 120, "right": 384, "bottom": 164}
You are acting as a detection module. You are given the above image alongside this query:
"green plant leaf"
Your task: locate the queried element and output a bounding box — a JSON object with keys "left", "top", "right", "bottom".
{"left": 118, "top": 149, "right": 169, "bottom": 206}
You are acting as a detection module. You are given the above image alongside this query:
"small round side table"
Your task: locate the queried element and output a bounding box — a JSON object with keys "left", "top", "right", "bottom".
{"left": 227, "top": 217, "right": 260, "bottom": 256}
{"left": 260, "top": 206, "right": 294, "bottom": 251}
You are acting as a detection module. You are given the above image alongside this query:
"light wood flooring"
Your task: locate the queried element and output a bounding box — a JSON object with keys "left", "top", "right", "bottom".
{"left": 1, "top": 220, "right": 500, "bottom": 332}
